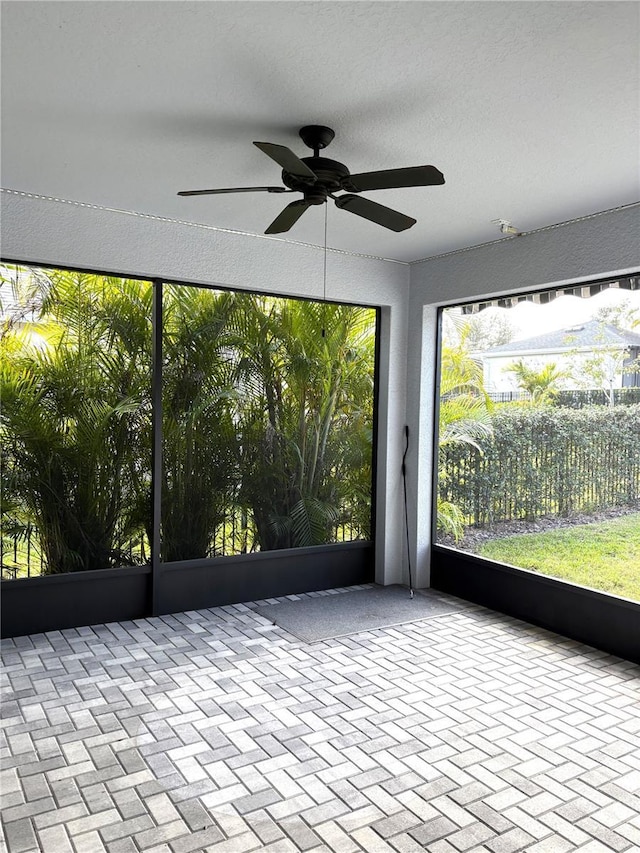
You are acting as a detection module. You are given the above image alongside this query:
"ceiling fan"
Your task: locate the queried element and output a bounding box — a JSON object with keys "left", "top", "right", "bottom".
{"left": 178, "top": 125, "right": 445, "bottom": 234}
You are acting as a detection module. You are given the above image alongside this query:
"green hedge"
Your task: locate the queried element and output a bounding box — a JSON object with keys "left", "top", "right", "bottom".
{"left": 440, "top": 404, "right": 640, "bottom": 525}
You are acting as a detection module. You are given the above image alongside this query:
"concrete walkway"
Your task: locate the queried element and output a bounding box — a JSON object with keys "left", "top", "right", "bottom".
{"left": 1, "top": 585, "right": 639, "bottom": 852}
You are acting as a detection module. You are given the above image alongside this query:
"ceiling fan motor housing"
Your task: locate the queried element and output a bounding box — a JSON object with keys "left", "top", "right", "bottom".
{"left": 282, "top": 156, "right": 351, "bottom": 202}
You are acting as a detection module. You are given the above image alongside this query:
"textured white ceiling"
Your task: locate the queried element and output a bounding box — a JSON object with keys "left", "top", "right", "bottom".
{"left": 1, "top": 1, "right": 638, "bottom": 263}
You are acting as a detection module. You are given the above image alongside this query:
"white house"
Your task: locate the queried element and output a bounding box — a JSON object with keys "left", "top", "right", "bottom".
{"left": 481, "top": 318, "right": 640, "bottom": 393}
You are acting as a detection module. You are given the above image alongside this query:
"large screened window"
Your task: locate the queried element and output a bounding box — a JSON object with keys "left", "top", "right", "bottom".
{"left": 1, "top": 263, "right": 377, "bottom": 578}
{"left": 161, "top": 283, "right": 376, "bottom": 560}
{"left": 0, "top": 264, "right": 153, "bottom": 577}
{"left": 435, "top": 274, "right": 640, "bottom": 603}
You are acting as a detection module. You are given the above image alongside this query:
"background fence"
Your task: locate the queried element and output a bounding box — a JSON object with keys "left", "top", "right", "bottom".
{"left": 440, "top": 404, "right": 640, "bottom": 526}
{"left": 488, "top": 388, "right": 640, "bottom": 407}
{"left": 1, "top": 501, "right": 368, "bottom": 579}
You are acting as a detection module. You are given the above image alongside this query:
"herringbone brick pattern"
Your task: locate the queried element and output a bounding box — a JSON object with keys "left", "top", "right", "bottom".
{"left": 1, "top": 585, "right": 639, "bottom": 852}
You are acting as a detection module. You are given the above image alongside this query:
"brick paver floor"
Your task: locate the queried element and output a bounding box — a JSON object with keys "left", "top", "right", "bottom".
{"left": 1, "top": 585, "right": 639, "bottom": 852}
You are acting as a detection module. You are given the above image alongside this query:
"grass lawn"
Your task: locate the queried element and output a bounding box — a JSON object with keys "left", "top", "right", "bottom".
{"left": 478, "top": 512, "right": 640, "bottom": 602}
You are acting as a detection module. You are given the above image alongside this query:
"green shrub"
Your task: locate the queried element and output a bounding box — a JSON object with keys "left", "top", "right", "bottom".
{"left": 440, "top": 404, "right": 640, "bottom": 525}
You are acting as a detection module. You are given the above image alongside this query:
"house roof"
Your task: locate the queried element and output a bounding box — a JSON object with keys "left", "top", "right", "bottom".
{"left": 484, "top": 319, "right": 640, "bottom": 357}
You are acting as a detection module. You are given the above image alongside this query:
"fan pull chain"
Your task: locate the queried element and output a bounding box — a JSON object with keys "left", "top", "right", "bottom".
{"left": 322, "top": 203, "right": 328, "bottom": 338}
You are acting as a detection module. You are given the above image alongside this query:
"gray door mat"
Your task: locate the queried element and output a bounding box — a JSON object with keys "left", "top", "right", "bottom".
{"left": 254, "top": 585, "right": 467, "bottom": 642}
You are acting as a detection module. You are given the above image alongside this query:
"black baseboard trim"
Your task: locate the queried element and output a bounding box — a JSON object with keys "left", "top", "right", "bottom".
{"left": 431, "top": 546, "right": 640, "bottom": 664}
{"left": 1, "top": 542, "right": 374, "bottom": 638}
{"left": 0, "top": 565, "right": 152, "bottom": 638}
{"left": 156, "top": 541, "right": 374, "bottom": 615}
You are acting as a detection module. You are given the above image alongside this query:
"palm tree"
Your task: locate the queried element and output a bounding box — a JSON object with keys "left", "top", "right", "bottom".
{"left": 160, "top": 285, "right": 240, "bottom": 561}
{"left": 437, "top": 339, "right": 493, "bottom": 541}
{"left": 231, "top": 296, "right": 375, "bottom": 549}
{"left": 506, "top": 359, "right": 569, "bottom": 404}
{"left": 1, "top": 267, "right": 152, "bottom": 574}
{"left": 1, "top": 267, "right": 378, "bottom": 569}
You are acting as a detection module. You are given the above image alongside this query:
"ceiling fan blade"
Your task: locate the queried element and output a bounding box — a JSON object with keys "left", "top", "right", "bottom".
{"left": 178, "top": 186, "right": 289, "bottom": 196}
{"left": 345, "top": 165, "right": 445, "bottom": 192}
{"left": 265, "top": 200, "right": 312, "bottom": 234}
{"left": 334, "top": 194, "right": 416, "bottom": 232}
{"left": 254, "top": 142, "right": 317, "bottom": 182}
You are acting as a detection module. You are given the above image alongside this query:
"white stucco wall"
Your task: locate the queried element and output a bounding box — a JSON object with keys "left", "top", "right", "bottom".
{"left": 0, "top": 189, "right": 411, "bottom": 586}
{"left": 406, "top": 203, "right": 640, "bottom": 588}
